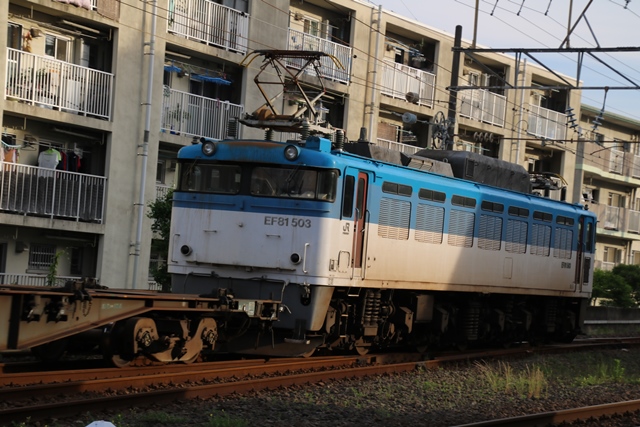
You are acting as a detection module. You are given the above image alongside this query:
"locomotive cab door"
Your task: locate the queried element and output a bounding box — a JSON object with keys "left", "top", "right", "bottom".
{"left": 576, "top": 215, "right": 596, "bottom": 292}
{"left": 342, "top": 168, "right": 370, "bottom": 279}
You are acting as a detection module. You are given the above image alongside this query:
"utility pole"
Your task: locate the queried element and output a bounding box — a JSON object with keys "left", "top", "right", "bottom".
{"left": 446, "top": 25, "right": 462, "bottom": 150}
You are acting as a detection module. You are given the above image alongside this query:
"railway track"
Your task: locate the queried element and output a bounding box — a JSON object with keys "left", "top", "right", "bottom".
{"left": 456, "top": 399, "right": 640, "bottom": 426}
{"left": 1, "top": 338, "right": 639, "bottom": 426}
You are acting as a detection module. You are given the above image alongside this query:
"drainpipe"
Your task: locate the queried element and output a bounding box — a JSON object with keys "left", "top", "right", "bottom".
{"left": 367, "top": 5, "right": 382, "bottom": 140}
{"left": 132, "top": 0, "right": 157, "bottom": 288}
{"left": 515, "top": 59, "right": 527, "bottom": 164}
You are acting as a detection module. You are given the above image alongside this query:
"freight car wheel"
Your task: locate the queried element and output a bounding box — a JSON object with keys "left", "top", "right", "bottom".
{"left": 354, "top": 338, "right": 371, "bottom": 355}
{"left": 111, "top": 354, "right": 134, "bottom": 368}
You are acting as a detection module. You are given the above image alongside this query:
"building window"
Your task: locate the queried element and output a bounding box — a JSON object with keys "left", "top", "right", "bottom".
{"left": 603, "top": 246, "right": 622, "bottom": 265}
{"left": 608, "top": 192, "right": 625, "bottom": 208}
{"left": 157, "top": 160, "right": 166, "bottom": 184}
{"left": 45, "top": 35, "right": 69, "bottom": 61}
{"left": 70, "top": 247, "right": 83, "bottom": 275}
{"left": 8, "top": 23, "right": 23, "bottom": 50}
{"left": 29, "top": 244, "right": 56, "bottom": 270}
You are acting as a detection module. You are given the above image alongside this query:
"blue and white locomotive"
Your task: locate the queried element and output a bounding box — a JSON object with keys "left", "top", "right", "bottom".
{"left": 168, "top": 135, "right": 596, "bottom": 356}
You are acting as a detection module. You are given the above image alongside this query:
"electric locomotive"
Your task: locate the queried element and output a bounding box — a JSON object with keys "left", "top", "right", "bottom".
{"left": 168, "top": 134, "right": 596, "bottom": 356}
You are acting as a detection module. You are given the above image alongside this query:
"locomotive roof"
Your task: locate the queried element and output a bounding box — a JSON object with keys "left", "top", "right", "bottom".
{"left": 178, "top": 137, "right": 593, "bottom": 216}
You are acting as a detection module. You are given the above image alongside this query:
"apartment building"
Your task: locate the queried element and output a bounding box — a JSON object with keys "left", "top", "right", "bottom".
{"left": 576, "top": 104, "right": 640, "bottom": 271}
{"left": 0, "top": 0, "right": 584, "bottom": 289}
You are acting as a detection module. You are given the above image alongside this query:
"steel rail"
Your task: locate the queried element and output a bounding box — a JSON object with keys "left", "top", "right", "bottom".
{"left": 454, "top": 399, "right": 640, "bottom": 427}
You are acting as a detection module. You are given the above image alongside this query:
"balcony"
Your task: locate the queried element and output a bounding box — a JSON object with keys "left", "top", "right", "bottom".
{"left": 161, "top": 87, "right": 244, "bottom": 140}
{"left": 156, "top": 184, "right": 172, "bottom": 200}
{"left": 588, "top": 203, "right": 640, "bottom": 236}
{"left": 0, "top": 163, "right": 105, "bottom": 223}
{"left": 527, "top": 105, "right": 567, "bottom": 141}
{"left": 376, "top": 138, "right": 421, "bottom": 156}
{"left": 609, "top": 149, "right": 624, "bottom": 174}
{"left": 633, "top": 154, "right": 640, "bottom": 178}
{"left": 0, "top": 273, "right": 83, "bottom": 287}
{"left": 167, "top": 0, "right": 249, "bottom": 54}
{"left": 286, "top": 28, "right": 352, "bottom": 84}
{"left": 459, "top": 89, "right": 506, "bottom": 127}
{"left": 380, "top": 61, "right": 435, "bottom": 108}
{"left": 5, "top": 49, "right": 114, "bottom": 120}
{"left": 595, "top": 260, "right": 616, "bottom": 271}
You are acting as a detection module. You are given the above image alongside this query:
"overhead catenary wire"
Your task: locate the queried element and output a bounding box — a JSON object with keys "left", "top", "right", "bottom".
{"left": 14, "top": 0, "right": 637, "bottom": 173}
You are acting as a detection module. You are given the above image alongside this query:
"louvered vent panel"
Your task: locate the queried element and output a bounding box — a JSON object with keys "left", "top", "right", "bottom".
{"left": 447, "top": 209, "right": 474, "bottom": 247}
{"left": 378, "top": 198, "right": 411, "bottom": 240}
{"left": 505, "top": 219, "right": 527, "bottom": 254}
{"left": 531, "top": 223, "right": 551, "bottom": 256}
{"left": 554, "top": 228, "right": 573, "bottom": 259}
{"left": 415, "top": 204, "right": 444, "bottom": 244}
{"left": 478, "top": 214, "right": 502, "bottom": 251}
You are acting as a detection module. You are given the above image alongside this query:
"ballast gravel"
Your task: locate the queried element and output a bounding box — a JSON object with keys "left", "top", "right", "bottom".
{"left": 45, "top": 345, "right": 640, "bottom": 427}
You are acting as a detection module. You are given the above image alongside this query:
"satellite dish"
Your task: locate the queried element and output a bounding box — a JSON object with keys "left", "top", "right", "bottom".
{"left": 402, "top": 112, "right": 417, "bottom": 124}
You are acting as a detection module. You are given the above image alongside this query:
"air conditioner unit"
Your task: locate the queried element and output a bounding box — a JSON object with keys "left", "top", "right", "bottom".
{"left": 294, "top": 12, "right": 304, "bottom": 21}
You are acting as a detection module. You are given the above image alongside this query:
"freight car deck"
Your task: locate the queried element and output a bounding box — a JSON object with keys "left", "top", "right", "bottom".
{"left": 0, "top": 280, "right": 281, "bottom": 365}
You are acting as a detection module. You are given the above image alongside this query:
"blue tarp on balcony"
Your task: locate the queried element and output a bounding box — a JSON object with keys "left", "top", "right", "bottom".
{"left": 190, "top": 74, "right": 231, "bottom": 85}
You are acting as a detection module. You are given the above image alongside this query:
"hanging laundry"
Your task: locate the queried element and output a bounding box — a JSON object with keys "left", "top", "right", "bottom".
{"left": 38, "top": 147, "right": 62, "bottom": 169}
{"left": 1, "top": 135, "right": 17, "bottom": 163}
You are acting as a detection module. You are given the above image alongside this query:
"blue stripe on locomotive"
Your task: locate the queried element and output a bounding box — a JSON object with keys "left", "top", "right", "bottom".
{"left": 176, "top": 138, "right": 595, "bottom": 253}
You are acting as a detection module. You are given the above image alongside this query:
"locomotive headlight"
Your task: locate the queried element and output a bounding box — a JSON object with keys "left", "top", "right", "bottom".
{"left": 284, "top": 145, "right": 300, "bottom": 161}
{"left": 180, "top": 245, "right": 192, "bottom": 256}
{"left": 201, "top": 140, "right": 217, "bottom": 156}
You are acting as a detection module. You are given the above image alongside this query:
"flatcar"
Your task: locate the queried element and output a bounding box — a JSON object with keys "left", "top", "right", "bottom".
{"left": 168, "top": 135, "right": 596, "bottom": 356}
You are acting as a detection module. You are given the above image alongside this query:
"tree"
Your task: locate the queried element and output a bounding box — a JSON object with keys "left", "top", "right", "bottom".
{"left": 147, "top": 189, "right": 173, "bottom": 292}
{"left": 592, "top": 269, "right": 636, "bottom": 308}
{"left": 611, "top": 264, "right": 640, "bottom": 306}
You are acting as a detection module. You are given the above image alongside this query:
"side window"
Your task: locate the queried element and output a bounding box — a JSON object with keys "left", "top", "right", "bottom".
{"left": 342, "top": 175, "right": 355, "bottom": 218}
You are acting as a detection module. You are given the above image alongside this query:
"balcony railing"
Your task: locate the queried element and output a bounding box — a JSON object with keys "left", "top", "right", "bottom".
{"left": 527, "top": 105, "right": 567, "bottom": 141}
{"left": 609, "top": 149, "right": 624, "bottom": 174}
{"left": 376, "top": 138, "right": 421, "bottom": 156}
{"left": 156, "top": 184, "right": 172, "bottom": 200}
{"left": 588, "top": 203, "right": 640, "bottom": 235}
{"left": 161, "top": 87, "right": 243, "bottom": 140}
{"left": 286, "top": 28, "right": 352, "bottom": 84}
{"left": 629, "top": 209, "right": 640, "bottom": 234}
{"left": 595, "top": 260, "right": 616, "bottom": 271}
{"left": 380, "top": 61, "right": 435, "bottom": 108}
{"left": 0, "top": 273, "right": 83, "bottom": 287}
{"left": 633, "top": 155, "right": 640, "bottom": 178}
{"left": 459, "top": 89, "right": 506, "bottom": 127}
{"left": 167, "top": 0, "right": 249, "bottom": 54}
{"left": 0, "top": 163, "right": 105, "bottom": 223}
{"left": 5, "top": 48, "right": 113, "bottom": 120}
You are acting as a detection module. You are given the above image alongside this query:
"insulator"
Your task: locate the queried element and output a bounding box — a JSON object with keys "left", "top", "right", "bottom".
{"left": 336, "top": 129, "right": 344, "bottom": 150}
{"left": 301, "top": 119, "right": 310, "bottom": 141}
{"left": 265, "top": 129, "right": 274, "bottom": 141}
